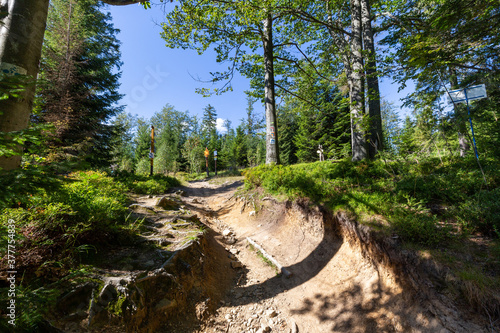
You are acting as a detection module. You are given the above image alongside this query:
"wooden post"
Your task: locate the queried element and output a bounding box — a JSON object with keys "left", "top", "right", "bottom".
{"left": 214, "top": 149, "right": 218, "bottom": 176}
{"left": 204, "top": 147, "right": 209, "bottom": 177}
{"left": 150, "top": 125, "right": 154, "bottom": 176}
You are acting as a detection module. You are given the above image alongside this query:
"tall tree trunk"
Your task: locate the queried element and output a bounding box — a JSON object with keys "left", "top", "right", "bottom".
{"left": 0, "top": 0, "right": 144, "bottom": 171}
{"left": 263, "top": 12, "right": 279, "bottom": 165}
{"left": 361, "top": 0, "right": 382, "bottom": 158}
{"left": 0, "top": 0, "right": 50, "bottom": 170}
{"left": 350, "top": 0, "right": 367, "bottom": 161}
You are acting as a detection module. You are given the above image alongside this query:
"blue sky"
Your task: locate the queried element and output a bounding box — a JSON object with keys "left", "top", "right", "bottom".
{"left": 106, "top": 4, "right": 413, "bottom": 132}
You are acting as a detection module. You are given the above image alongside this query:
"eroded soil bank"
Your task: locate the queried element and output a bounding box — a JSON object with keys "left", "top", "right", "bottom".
{"left": 51, "top": 178, "right": 493, "bottom": 332}
{"left": 181, "top": 179, "right": 489, "bottom": 333}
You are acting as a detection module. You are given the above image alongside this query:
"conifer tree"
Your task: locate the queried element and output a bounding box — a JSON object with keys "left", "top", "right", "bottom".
{"left": 34, "top": 0, "right": 123, "bottom": 166}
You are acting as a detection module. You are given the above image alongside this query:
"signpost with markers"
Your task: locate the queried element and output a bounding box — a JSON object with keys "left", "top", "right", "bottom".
{"left": 204, "top": 147, "right": 210, "bottom": 177}
{"left": 150, "top": 126, "right": 155, "bottom": 176}
{"left": 214, "top": 150, "right": 218, "bottom": 176}
{"left": 446, "top": 83, "right": 488, "bottom": 184}
{"left": 447, "top": 84, "right": 487, "bottom": 161}
{"left": 270, "top": 126, "right": 275, "bottom": 145}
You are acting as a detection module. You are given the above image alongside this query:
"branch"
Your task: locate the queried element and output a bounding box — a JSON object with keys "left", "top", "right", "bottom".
{"left": 101, "top": 0, "right": 144, "bottom": 5}
{"left": 276, "top": 6, "right": 350, "bottom": 36}
{"left": 274, "top": 82, "right": 323, "bottom": 113}
{"left": 274, "top": 54, "right": 333, "bottom": 84}
{"left": 189, "top": 42, "right": 244, "bottom": 94}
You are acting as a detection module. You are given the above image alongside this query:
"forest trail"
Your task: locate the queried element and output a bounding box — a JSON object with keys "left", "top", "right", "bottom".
{"left": 161, "top": 177, "right": 482, "bottom": 333}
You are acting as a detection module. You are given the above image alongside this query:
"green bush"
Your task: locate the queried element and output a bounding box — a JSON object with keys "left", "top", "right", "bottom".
{"left": 244, "top": 157, "right": 500, "bottom": 244}
{"left": 61, "top": 171, "right": 128, "bottom": 224}
{"left": 456, "top": 188, "right": 500, "bottom": 237}
{"left": 114, "top": 172, "right": 181, "bottom": 194}
{"left": 0, "top": 284, "right": 59, "bottom": 332}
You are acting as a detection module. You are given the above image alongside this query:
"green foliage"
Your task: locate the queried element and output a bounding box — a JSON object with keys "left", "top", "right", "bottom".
{"left": 244, "top": 156, "right": 500, "bottom": 245}
{"left": 0, "top": 285, "right": 60, "bottom": 332}
{"left": 456, "top": 188, "right": 500, "bottom": 238}
{"left": 34, "top": 0, "right": 123, "bottom": 167}
{"left": 278, "top": 106, "right": 298, "bottom": 166}
{"left": 115, "top": 172, "right": 181, "bottom": 195}
{"left": 60, "top": 171, "right": 128, "bottom": 224}
{"left": 151, "top": 104, "right": 190, "bottom": 174}
{"left": 111, "top": 112, "right": 136, "bottom": 173}
{"left": 282, "top": 65, "right": 351, "bottom": 162}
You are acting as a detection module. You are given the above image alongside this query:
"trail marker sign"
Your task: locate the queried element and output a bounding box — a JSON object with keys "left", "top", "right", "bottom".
{"left": 446, "top": 83, "right": 488, "bottom": 185}
{"left": 447, "top": 84, "right": 487, "bottom": 104}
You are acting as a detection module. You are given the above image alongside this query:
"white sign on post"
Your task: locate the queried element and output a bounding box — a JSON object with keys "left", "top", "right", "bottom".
{"left": 447, "top": 84, "right": 487, "bottom": 104}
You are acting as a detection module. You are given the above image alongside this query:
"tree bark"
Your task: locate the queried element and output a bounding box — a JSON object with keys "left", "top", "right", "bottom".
{"left": 0, "top": 0, "right": 50, "bottom": 170}
{"left": 361, "top": 0, "right": 382, "bottom": 158}
{"left": 349, "top": 0, "right": 367, "bottom": 161}
{"left": 458, "top": 132, "right": 470, "bottom": 157}
{"left": 263, "top": 12, "right": 279, "bottom": 165}
{"left": 0, "top": 0, "right": 147, "bottom": 171}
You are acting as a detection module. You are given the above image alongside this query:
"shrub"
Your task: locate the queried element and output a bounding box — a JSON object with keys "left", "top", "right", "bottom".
{"left": 456, "top": 188, "right": 500, "bottom": 237}
{"left": 243, "top": 157, "right": 500, "bottom": 244}
{"left": 114, "top": 172, "right": 181, "bottom": 194}
{"left": 61, "top": 171, "right": 128, "bottom": 224}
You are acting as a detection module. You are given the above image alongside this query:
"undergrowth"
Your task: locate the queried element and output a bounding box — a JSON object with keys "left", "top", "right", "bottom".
{"left": 0, "top": 168, "right": 180, "bottom": 329}
{"left": 244, "top": 157, "right": 499, "bottom": 244}
{"left": 113, "top": 171, "right": 181, "bottom": 194}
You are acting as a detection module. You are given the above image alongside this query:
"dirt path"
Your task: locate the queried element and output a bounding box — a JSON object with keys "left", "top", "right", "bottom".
{"left": 175, "top": 178, "right": 485, "bottom": 333}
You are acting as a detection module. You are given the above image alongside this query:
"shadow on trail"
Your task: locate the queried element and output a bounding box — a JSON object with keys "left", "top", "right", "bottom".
{"left": 231, "top": 216, "right": 342, "bottom": 306}
{"left": 227, "top": 229, "right": 452, "bottom": 332}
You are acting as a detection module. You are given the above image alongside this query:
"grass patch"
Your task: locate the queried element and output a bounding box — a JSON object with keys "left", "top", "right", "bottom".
{"left": 0, "top": 167, "right": 183, "bottom": 329}
{"left": 243, "top": 157, "right": 499, "bottom": 244}
{"left": 0, "top": 170, "right": 180, "bottom": 283}
{"left": 114, "top": 171, "right": 181, "bottom": 195}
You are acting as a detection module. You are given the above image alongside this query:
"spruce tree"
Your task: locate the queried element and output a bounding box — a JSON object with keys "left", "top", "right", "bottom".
{"left": 34, "top": 0, "right": 123, "bottom": 166}
{"left": 278, "top": 106, "right": 298, "bottom": 166}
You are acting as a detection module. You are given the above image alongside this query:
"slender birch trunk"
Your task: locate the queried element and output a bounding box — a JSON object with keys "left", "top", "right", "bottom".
{"left": 350, "top": 0, "right": 368, "bottom": 161}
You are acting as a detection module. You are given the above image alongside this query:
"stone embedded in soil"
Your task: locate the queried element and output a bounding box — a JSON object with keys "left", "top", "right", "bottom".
{"left": 229, "top": 248, "right": 239, "bottom": 255}
{"left": 266, "top": 309, "right": 277, "bottom": 318}
{"left": 175, "top": 189, "right": 187, "bottom": 197}
{"left": 224, "top": 237, "right": 237, "bottom": 245}
{"left": 257, "top": 324, "right": 271, "bottom": 333}
{"left": 288, "top": 319, "right": 298, "bottom": 333}
{"left": 98, "top": 283, "right": 118, "bottom": 306}
{"left": 155, "top": 298, "right": 177, "bottom": 312}
{"left": 129, "top": 204, "right": 156, "bottom": 214}
{"left": 231, "top": 261, "right": 243, "bottom": 269}
{"left": 155, "top": 196, "right": 180, "bottom": 210}
{"left": 222, "top": 229, "right": 233, "bottom": 237}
